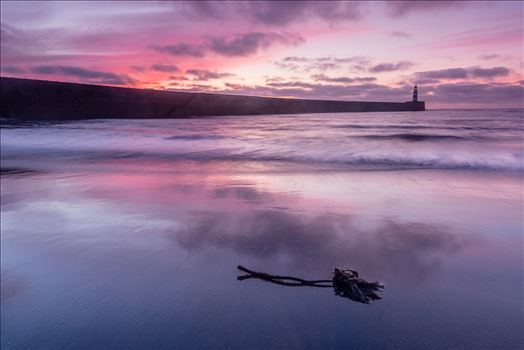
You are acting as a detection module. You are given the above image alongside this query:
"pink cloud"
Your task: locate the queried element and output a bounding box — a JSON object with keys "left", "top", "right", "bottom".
{"left": 0, "top": 1, "right": 522, "bottom": 107}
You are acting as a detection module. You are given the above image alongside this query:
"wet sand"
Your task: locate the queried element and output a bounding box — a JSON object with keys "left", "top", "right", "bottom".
{"left": 1, "top": 158, "right": 522, "bottom": 349}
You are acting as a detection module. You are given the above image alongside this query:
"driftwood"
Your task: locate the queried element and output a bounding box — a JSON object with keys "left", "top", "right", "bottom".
{"left": 237, "top": 265, "right": 384, "bottom": 304}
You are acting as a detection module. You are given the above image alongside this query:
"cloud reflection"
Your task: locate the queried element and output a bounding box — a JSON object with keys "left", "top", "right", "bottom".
{"left": 0, "top": 156, "right": 479, "bottom": 285}
{"left": 212, "top": 186, "right": 265, "bottom": 203}
{"left": 171, "top": 209, "right": 472, "bottom": 281}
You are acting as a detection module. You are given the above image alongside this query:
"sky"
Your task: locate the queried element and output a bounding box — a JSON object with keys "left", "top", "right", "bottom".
{"left": 1, "top": 1, "right": 523, "bottom": 108}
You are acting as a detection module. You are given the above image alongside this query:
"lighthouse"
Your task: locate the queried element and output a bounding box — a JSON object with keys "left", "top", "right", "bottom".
{"left": 405, "top": 84, "right": 424, "bottom": 111}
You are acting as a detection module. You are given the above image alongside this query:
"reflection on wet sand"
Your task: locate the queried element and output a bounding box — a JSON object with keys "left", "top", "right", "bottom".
{"left": 1, "top": 153, "right": 521, "bottom": 349}
{"left": 1, "top": 162, "right": 476, "bottom": 284}
{"left": 0, "top": 270, "right": 25, "bottom": 304}
{"left": 172, "top": 210, "right": 471, "bottom": 280}
{"left": 212, "top": 186, "right": 266, "bottom": 203}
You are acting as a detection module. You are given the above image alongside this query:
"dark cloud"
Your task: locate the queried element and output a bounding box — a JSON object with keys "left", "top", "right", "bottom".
{"left": 166, "top": 83, "right": 220, "bottom": 92}
{"left": 311, "top": 74, "right": 354, "bottom": 84}
{"left": 209, "top": 32, "right": 304, "bottom": 56}
{"left": 414, "top": 66, "right": 510, "bottom": 81}
{"left": 175, "top": 1, "right": 225, "bottom": 20}
{"left": 282, "top": 56, "right": 310, "bottom": 62}
{"left": 186, "top": 69, "right": 234, "bottom": 81}
{"left": 479, "top": 54, "right": 501, "bottom": 61}
{"left": 173, "top": 1, "right": 364, "bottom": 26}
{"left": 424, "top": 82, "right": 523, "bottom": 106}
{"left": 346, "top": 76, "right": 377, "bottom": 83}
{"left": 274, "top": 56, "right": 372, "bottom": 73}
{"left": 246, "top": 1, "right": 364, "bottom": 25}
{"left": 130, "top": 65, "right": 146, "bottom": 73}
{"left": 150, "top": 43, "right": 205, "bottom": 57}
{"left": 391, "top": 31, "right": 411, "bottom": 38}
{"left": 312, "top": 74, "right": 376, "bottom": 84}
{"left": 334, "top": 56, "right": 371, "bottom": 65}
{"left": 369, "top": 61, "right": 415, "bottom": 73}
{"left": 151, "top": 64, "right": 179, "bottom": 72}
{"left": 223, "top": 82, "right": 251, "bottom": 90}
{"left": 351, "top": 65, "right": 366, "bottom": 72}
{"left": 470, "top": 66, "right": 510, "bottom": 78}
{"left": 415, "top": 68, "right": 469, "bottom": 80}
{"left": 29, "top": 65, "right": 136, "bottom": 85}
{"left": 245, "top": 1, "right": 317, "bottom": 26}
{"left": 266, "top": 81, "right": 319, "bottom": 89}
{"left": 169, "top": 75, "right": 189, "bottom": 81}
{"left": 153, "top": 32, "right": 303, "bottom": 58}
{"left": 386, "top": 1, "right": 468, "bottom": 17}
{"left": 264, "top": 76, "right": 287, "bottom": 83}
{"left": 274, "top": 61, "right": 304, "bottom": 72}
{"left": 1, "top": 66, "right": 24, "bottom": 74}
{"left": 310, "top": 62, "right": 338, "bottom": 71}
{"left": 412, "top": 78, "right": 441, "bottom": 85}
{"left": 222, "top": 82, "right": 312, "bottom": 98}
{"left": 281, "top": 56, "right": 371, "bottom": 65}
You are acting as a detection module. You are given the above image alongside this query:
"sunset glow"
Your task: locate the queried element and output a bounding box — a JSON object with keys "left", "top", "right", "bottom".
{"left": 1, "top": 1, "right": 523, "bottom": 108}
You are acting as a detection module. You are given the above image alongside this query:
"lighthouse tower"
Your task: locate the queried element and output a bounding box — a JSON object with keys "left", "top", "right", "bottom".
{"left": 412, "top": 85, "right": 418, "bottom": 102}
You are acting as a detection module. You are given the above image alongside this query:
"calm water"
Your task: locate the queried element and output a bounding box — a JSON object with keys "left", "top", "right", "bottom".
{"left": 1, "top": 110, "right": 523, "bottom": 349}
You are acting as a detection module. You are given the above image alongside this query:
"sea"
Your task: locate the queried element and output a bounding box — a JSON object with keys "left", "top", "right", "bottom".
{"left": 1, "top": 109, "right": 523, "bottom": 349}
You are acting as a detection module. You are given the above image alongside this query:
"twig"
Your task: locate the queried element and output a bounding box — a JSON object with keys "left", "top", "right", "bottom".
{"left": 237, "top": 265, "right": 333, "bottom": 287}
{"left": 236, "top": 265, "right": 384, "bottom": 304}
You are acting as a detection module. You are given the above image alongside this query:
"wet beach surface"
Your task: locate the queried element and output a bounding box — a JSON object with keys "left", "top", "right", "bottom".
{"left": 1, "top": 110, "right": 523, "bottom": 349}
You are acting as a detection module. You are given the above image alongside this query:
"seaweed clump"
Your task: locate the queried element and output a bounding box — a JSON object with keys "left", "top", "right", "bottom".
{"left": 332, "top": 268, "right": 383, "bottom": 304}
{"left": 237, "top": 265, "right": 384, "bottom": 304}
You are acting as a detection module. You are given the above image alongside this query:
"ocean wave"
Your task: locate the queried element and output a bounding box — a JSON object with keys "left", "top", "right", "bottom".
{"left": 102, "top": 151, "right": 524, "bottom": 172}
{"left": 333, "top": 124, "right": 520, "bottom": 132}
{"left": 354, "top": 133, "right": 468, "bottom": 141}
{"left": 165, "top": 135, "right": 226, "bottom": 140}
{"left": 181, "top": 151, "right": 522, "bottom": 171}
{"left": 2, "top": 110, "right": 522, "bottom": 173}
{"left": 3, "top": 146, "right": 521, "bottom": 172}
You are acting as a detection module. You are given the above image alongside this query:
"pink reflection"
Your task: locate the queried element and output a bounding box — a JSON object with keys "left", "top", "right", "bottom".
{"left": 4, "top": 156, "right": 521, "bottom": 278}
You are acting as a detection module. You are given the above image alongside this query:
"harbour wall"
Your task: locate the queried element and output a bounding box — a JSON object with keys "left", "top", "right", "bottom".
{"left": 1, "top": 77, "right": 425, "bottom": 119}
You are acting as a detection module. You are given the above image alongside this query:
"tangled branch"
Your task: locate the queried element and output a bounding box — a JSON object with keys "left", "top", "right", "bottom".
{"left": 237, "top": 265, "right": 384, "bottom": 304}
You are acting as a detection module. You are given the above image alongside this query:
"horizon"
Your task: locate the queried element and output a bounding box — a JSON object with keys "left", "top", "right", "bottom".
{"left": 1, "top": 1, "right": 523, "bottom": 109}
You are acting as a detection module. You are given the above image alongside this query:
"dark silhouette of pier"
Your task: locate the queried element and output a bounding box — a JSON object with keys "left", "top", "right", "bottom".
{"left": 1, "top": 77, "right": 425, "bottom": 120}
